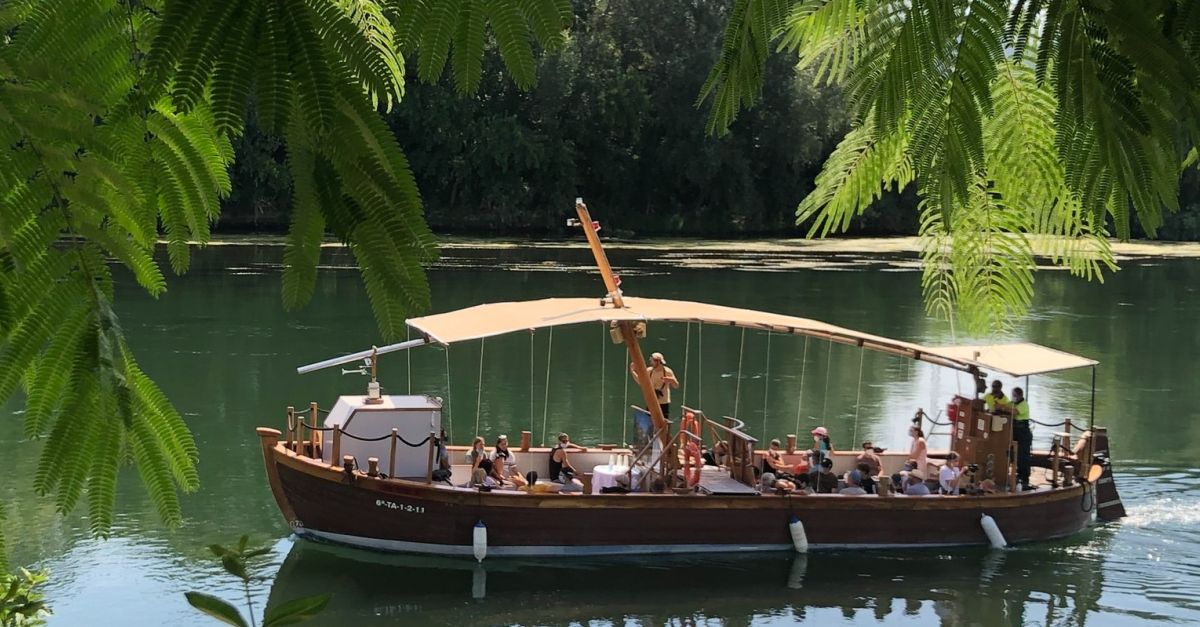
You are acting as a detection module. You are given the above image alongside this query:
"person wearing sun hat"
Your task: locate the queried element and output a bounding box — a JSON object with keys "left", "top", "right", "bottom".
{"left": 631, "top": 351, "right": 680, "bottom": 419}
{"left": 809, "top": 425, "right": 834, "bottom": 468}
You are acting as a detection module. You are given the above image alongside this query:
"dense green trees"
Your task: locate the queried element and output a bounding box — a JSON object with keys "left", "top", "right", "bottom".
{"left": 222, "top": 0, "right": 853, "bottom": 235}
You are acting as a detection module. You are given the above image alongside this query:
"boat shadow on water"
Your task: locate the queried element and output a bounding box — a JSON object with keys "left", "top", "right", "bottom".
{"left": 264, "top": 527, "right": 1116, "bottom": 627}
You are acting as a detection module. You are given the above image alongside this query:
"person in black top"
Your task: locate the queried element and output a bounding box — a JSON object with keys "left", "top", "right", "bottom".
{"left": 549, "top": 432, "right": 585, "bottom": 482}
{"left": 808, "top": 457, "right": 838, "bottom": 493}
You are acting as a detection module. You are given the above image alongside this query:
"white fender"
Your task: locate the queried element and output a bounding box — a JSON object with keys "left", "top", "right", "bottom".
{"left": 473, "top": 520, "right": 487, "bottom": 562}
{"left": 789, "top": 516, "right": 808, "bottom": 553}
{"left": 980, "top": 513, "right": 1007, "bottom": 549}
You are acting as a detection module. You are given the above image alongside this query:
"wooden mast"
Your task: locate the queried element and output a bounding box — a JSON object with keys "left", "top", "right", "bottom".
{"left": 574, "top": 200, "right": 672, "bottom": 450}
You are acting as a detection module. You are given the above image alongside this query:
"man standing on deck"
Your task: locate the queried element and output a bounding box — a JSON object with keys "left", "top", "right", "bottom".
{"left": 983, "top": 380, "right": 1010, "bottom": 413}
{"left": 1011, "top": 387, "right": 1033, "bottom": 490}
{"left": 632, "top": 351, "right": 679, "bottom": 419}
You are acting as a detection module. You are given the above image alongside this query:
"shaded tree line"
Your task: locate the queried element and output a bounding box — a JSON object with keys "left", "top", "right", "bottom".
{"left": 218, "top": 0, "right": 1200, "bottom": 240}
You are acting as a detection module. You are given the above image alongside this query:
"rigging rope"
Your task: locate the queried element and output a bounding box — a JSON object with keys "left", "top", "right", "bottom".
{"left": 697, "top": 322, "right": 703, "bottom": 409}
{"left": 852, "top": 346, "right": 865, "bottom": 444}
{"left": 622, "top": 345, "right": 630, "bottom": 446}
{"left": 821, "top": 339, "right": 833, "bottom": 420}
{"left": 530, "top": 331, "right": 535, "bottom": 444}
{"left": 474, "top": 337, "right": 485, "bottom": 438}
{"left": 540, "top": 327, "right": 554, "bottom": 446}
{"left": 733, "top": 327, "right": 746, "bottom": 418}
{"left": 761, "top": 330, "right": 772, "bottom": 440}
{"left": 794, "top": 336, "right": 810, "bottom": 436}
{"left": 681, "top": 321, "right": 692, "bottom": 409}
{"left": 406, "top": 327, "right": 412, "bottom": 394}
{"left": 600, "top": 323, "right": 606, "bottom": 443}
{"left": 443, "top": 347, "right": 453, "bottom": 443}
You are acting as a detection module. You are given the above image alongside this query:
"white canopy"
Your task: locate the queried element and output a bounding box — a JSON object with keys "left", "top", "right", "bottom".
{"left": 301, "top": 297, "right": 1097, "bottom": 376}
{"left": 920, "top": 343, "right": 1098, "bottom": 377}
{"left": 404, "top": 297, "right": 1096, "bottom": 376}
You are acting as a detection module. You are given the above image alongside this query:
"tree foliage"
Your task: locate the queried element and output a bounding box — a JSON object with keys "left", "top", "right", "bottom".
{"left": 703, "top": 0, "right": 1197, "bottom": 333}
{"left": 0, "top": 0, "right": 568, "bottom": 540}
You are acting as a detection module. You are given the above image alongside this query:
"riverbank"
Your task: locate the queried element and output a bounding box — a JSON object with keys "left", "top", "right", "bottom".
{"left": 184, "top": 234, "right": 1200, "bottom": 258}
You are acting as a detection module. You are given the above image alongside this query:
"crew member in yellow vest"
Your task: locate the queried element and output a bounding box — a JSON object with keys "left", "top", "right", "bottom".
{"left": 1011, "top": 386, "right": 1032, "bottom": 490}
{"left": 983, "top": 379, "right": 1010, "bottom": 413}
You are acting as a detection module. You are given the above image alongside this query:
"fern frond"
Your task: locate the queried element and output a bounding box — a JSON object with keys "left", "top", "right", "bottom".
{"left": 307, "top": 0, "right": 405, "bottom": 110}
{"left": 796, "top": 120, "right": 911, "bottom": 236}
{"left": 451, "top": 0, "right": 487, "bottom": 94}
{"left": 281, "top": 136, "right": 327, "bottom": 310}
{"left": 699, "top": 0, "right": 796, "bottom": 134}
{"left": 280, "top": 0, "right": 337, "bottom": 135}
{"left": 485, "top": 0, "right": 536, "bottom": 89}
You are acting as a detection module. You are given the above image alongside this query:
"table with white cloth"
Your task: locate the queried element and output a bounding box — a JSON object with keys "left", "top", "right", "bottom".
{"left": 590, "top": 464, "right": 631, "bottom": 494}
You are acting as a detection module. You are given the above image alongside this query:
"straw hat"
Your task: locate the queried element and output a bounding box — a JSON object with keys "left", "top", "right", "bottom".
{"left": 909, "top": 469, "right": 926, "bottom": 481}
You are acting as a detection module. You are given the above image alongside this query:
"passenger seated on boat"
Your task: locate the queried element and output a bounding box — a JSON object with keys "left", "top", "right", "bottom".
{"left": 903, "top": 470, "right": 931, "bottom": 496}
{"left": 466, "top": 467, "right": 488, "bottom": 488}
{"left": 790, "top": 473, "right": 813, "bottom": 495}
{"left": 481, "top": 459, "right": 509, "bottom": 489}
{"left": 839, "top": 470, "right": 868, "bottom": 495}
{"left": 856, "top": 462, "right": 877, "bottom": 495}
{"left": 466, "top": 436, "right": 488, "bottom": 469}
{"left": 490, "top": 435, "right": 526, "bottom": 487}
{"left": 760, "top": 471, "right": 777, "bottom": 492}
{"left": 548, "top": 433, "right": 585, "bottom": 492}
{"left": 808, "top": 457, "right": 838, "bottom": 494}
{"left": 890, "top": 472, "right": 905, "bottom": 493}
{"left": 702, "top": 441, "right": 729, "bottom": 467}
{"left": 939, "top": 452, "right": 963, "bottom": 495}
{"left": 763, "top": 439, "right": 790, "bottom": 477}
{"left": 856, "top": 441, "right": 883, "bottom": 476}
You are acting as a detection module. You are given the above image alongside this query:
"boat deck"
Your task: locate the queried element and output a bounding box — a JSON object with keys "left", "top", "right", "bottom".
{"left": 696, "top": 467, "right": 758, "bottom": 496}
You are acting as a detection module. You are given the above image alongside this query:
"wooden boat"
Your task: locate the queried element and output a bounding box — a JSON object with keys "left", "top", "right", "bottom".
{"left": 256, "top": 202, "right": 1125, "bottom": 558}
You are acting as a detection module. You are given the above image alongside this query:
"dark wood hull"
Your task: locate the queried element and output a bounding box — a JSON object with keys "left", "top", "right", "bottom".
{"left": 257, "top": 429, "right": 1096, "bottom": 557}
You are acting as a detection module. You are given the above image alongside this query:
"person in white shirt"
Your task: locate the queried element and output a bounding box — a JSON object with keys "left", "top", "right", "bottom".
{"left": 939, "top": 452, "right": 963, "bottom": 495}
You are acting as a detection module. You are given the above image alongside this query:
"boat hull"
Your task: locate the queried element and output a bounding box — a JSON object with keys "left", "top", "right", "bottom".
{"left": 259, "top": 430, "right": 1096, "bottom": 557}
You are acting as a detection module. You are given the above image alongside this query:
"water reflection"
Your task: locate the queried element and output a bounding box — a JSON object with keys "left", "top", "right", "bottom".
{"left": 265, "top": 532, "right": 1116, "bottom": 627}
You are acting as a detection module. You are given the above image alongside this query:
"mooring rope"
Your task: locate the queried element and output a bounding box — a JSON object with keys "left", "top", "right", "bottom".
{"left": 406, "top": 326, "right": 412, "bottom": 394}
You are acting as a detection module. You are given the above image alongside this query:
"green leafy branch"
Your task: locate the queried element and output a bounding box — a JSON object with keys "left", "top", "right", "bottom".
{"left": 185, "top": 536, "right": 328, "bottom": 627}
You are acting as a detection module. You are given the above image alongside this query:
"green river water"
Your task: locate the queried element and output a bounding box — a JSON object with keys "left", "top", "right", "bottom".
{"left": 3, "top": 241, "right": 1200, "bottom": 626}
